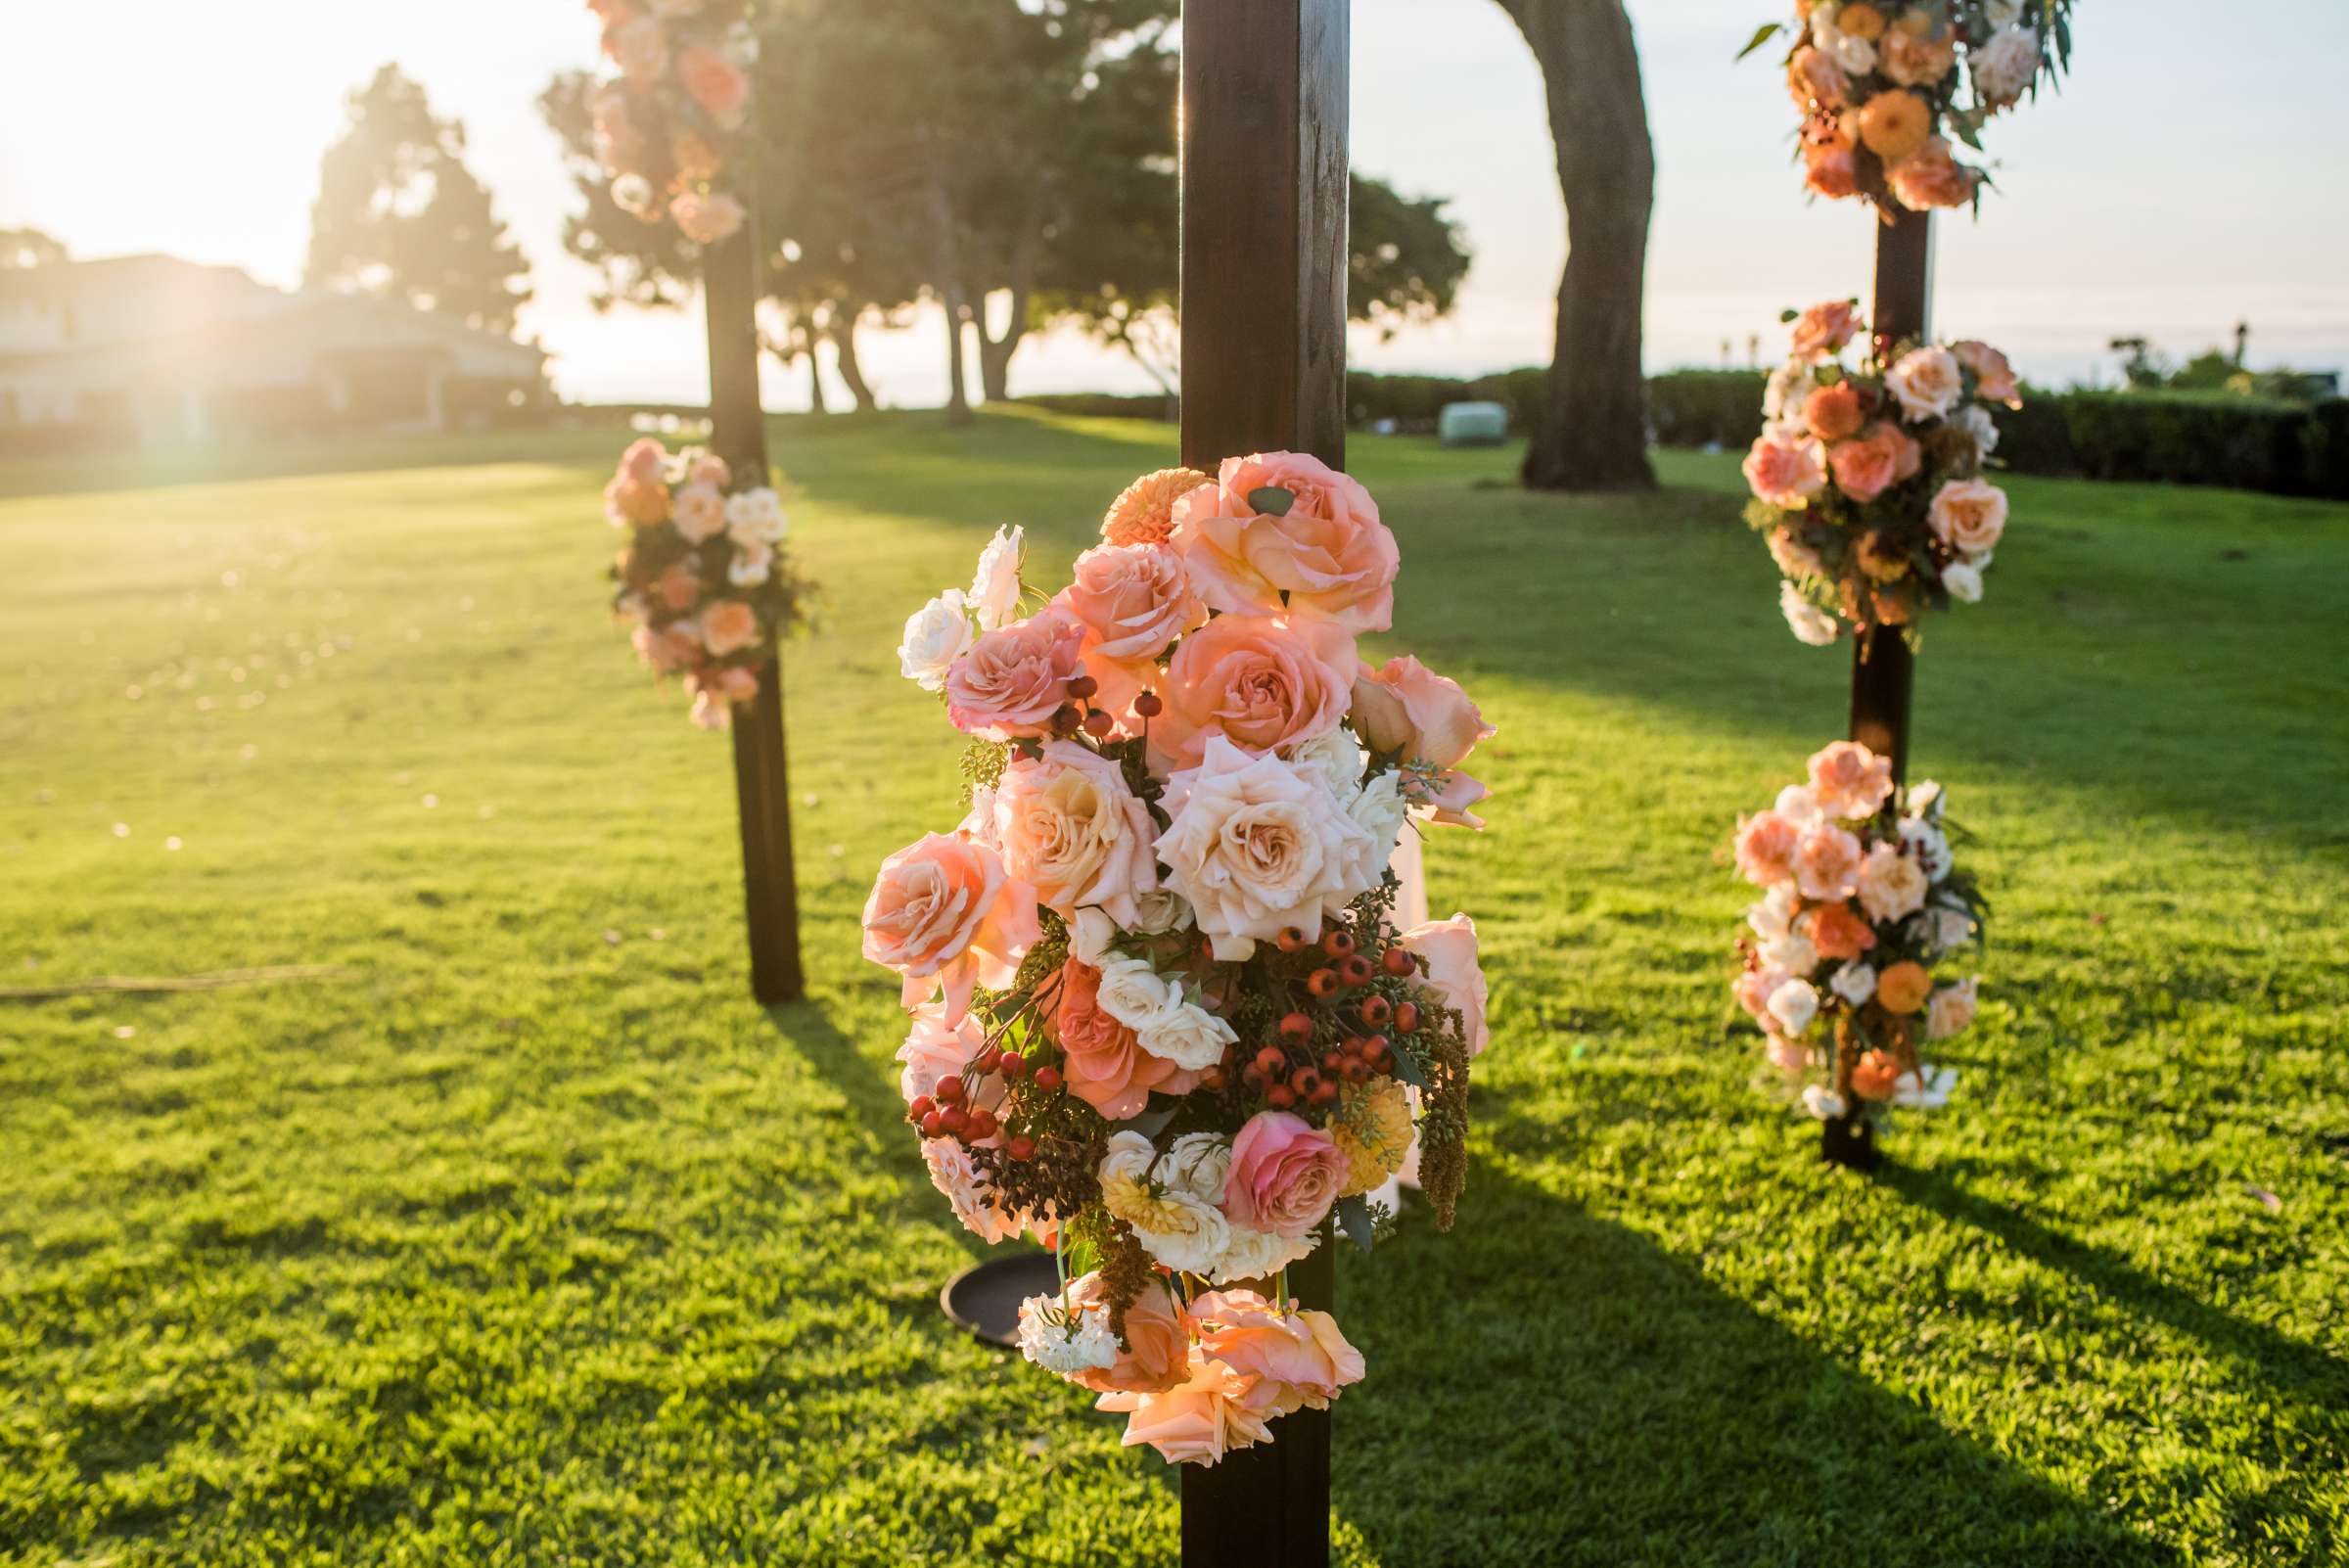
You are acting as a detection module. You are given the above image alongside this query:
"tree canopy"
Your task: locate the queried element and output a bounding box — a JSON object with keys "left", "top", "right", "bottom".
{"left": 307, "top": 65, "right": 532, "bottom": 336}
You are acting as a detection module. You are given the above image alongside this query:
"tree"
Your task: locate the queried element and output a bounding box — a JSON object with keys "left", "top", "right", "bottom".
{"left": 307, "top": 65, "right": 532, "bottom": 335}
{"left": 0, "top": 229, "right": 67, "bottom": 270}
{"left": 1494, "top": 0, "right": 1656, "bottom": 491}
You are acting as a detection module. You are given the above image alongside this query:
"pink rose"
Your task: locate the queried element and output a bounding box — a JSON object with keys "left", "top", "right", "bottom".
{"left": 671, "top": 482, "right": 727, "bottom": 543}
{"left": 1794, "top": 824, "right": 1865, "bottom": 901}
{"left": 1052, "top": 960, "right": 1202, "bottom": 1121}
{"left": 1827, "top": 426, "right": 1903, "bottom": 503}
{"left": 1952, "top": 341, "right": 2021, "bottom": 408}
{"left": 1096, "top": 1353, "right": 1279, "bottom": 1466}
{"left": 944, "top": 610, "right": 1087, "bottom": 742}
{"left": 1067, "top": 1273, "right": 1189, "bottom": 1397}
{"left": 895, "top": 1001, "right": 987, "bottom": 1107}
{"left": 1185, "top": 1290, "right": 1364, "bottom": 1417}
{"left": 653, "top": 563, "right": 701, "bottom": 613}
{"left": 1403, "top": 913, "right": 1489, "bottom": 1057}
{"left": 1171, "top": 452, "right": 1399, "bottom": 632}
{"left": 862, "top": 832, "right": 1039, "bottom": 1023}
{"left": 1927, "top": 479, "right": 2008, "bottom": 555}
{"left": 675, "top": 45, "right": 749, "bottom": 129}
{"left": 1735, "top": 809, "right": 1802, "bottom": 887}
{"left": 992, "top": 741, "right": 1157, "bottom": 925}
{"left": 698, "top": 598, "right": 760, "bottom": 658}
{"left": 1221, "top": 1112, "right": 1348, "bottom": 1239}
{"left": 1416, "top": 767, "right": 1492, "bottom": 831}
{"left": 1149, "top": 611, "right": 1357, "bottom": 774}
{"left": 617, "top": 437, "right": 667, "bottom": 485}
{"left": 1053, "top": 542, "right": 1205, "bottom": 726}
{"left": 1926, "top": 975, "right": 1980, "bottom": 1040}
{"left": 1808, "top": 741, "right": 1895, "bottom": 820}
{"left": 1743, "top": 431, "right": 1827, "bottom": 509}
{"left": 1349, "top": 655, "right": 1494, "bottom": 770}
{"left": 1790, "top": 300, "right": 1862, "bottom": 360}
{"left": 687, "top": 452, "right": 730, "bottom": 490}
{"left": 671, "top": 190, "right": 745, "bottom": 246}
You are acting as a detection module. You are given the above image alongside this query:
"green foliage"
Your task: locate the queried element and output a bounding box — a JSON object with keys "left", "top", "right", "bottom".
{"left": 305, "top": 65, "right": 532, "bottom": 335}
{"left": 1, "top": 412, "right": 2345, "bottom": 1564}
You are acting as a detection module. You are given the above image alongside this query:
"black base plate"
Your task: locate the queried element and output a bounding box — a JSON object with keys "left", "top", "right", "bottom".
{"left": 939, "top": 1251, "right": 1062, "bottom": 1347}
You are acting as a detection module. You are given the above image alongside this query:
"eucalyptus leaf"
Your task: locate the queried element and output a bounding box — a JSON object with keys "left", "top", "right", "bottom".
{"left": 1386, "top": 1045, "right": 1429, "bottom": 1091}
{"left": 1735, "top": 21, "right": 1784, "bottom": 61}
{"left": 1336, "top": 1195, "right": 1377, "bottom": 1254}
{"left": 1246, "top": 485, "right": 1296, "bottom": 517}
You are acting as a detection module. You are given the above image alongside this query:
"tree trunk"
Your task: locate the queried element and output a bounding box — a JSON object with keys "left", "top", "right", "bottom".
{"left": 977, "top": 310, "right": 1024, "bottom": 403}
{"left": 1497, "top": 0, "right": 1656, "bottom": 491}
{"left": 806, "top": 347, "right": 827, "bottom": 414}
{"left": 830, "top": 310, "right": 877, "bottom": 413}
{"left": 942, "top": 300, "right": 973, "bottom": 426}
{"left": 928, "top": 173, "right": 976, "bottom": 428}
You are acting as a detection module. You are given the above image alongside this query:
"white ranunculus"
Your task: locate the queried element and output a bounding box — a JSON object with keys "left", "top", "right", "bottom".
{"left": 1898, "top": 816, "right": 1953, "bottom": 882}
{"left": 1830, "top": 961, "right": 1880, "bottom": 1007}
{"left": 1016, "top": 1292, "right": 1120, "bottom": 1376}
{"left": 1955, "top": 402, "right": 2001, "bottom": 458}
{"left": 1767, "top": 977, "right": 1820, "bottom": 1038}
{"left": 724, "top": 486, "right": 788, "bottom": 545}
{"left": 1781, "top": 581, "right": 1842, "bottom": 646}
{"left": 1098, "top": 1131, "right": 1230, "bottom": 1276}
{"left": 1155, "top": 736, "right": 1381, "bottom": 961}
{"left": 1761, "top": 931, "right": 1820, "bottom": 979}
{"left": 1136, "top": 988, "right": 1239, "bottom": 1072}
{"left": 728, "top": 539, "right": 774, "bottom": 588}
{"left": 1128, "top": 887, "right": 1193, "bottom": 936}
{"left": 1094, "top": 955, "right": 1180, "bottom": 1035}
{"left": 1941, "top": 561, "right": 1986, "bottom": 604}
{"left": 1161, "top": 1131, "right": 1230, "bottom": 1203}
{"left": 1289, "top": 723, "right": 1367, "bottom": 798}
{"left": 1801, "top": 1084, "right": 1849, "bottom": 1121}
{"left": 898, "top": 588, "right": 974, "bottom": 692}
{"left": 968, "top": 525, "right": 1026, "bottom": 630}
{"left": 1971, "top": 26, "right": 2041, "bottom": 105}
{"left": 1857, "top": 842, "right": 1930, "bottom": 924}
{"left": 1891, "top": 1064, "right": 1958, "bottom": 1110}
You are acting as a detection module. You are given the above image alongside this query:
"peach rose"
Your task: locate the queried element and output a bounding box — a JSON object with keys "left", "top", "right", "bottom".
{"left": 675, "top": 45, "right": 749, "bottom": 129}
{"left": 1926, "top": 975, "right": 1980, "bottom": 1039}
{"left": 632, "top": 621, "right": 701, "bottom": 672}
{"left": 1828, "top": 425, "right": 1905, "bottom": 503}
{"left": 1735, "top": 810, "right": 1802, "bottom": 888}
{"left": 1806, "top": 900, "right": 1879, "bottom": 961}
{"left": 1875, "top": 959, "right": 1933, "bottom": 1015}
{"left": 1103, "top": 467, "right": 1211, "bottom": 547}
{"left": 1886, "top": 346, "right": 1964, "bottom": 422}
{"left": 1888, "top": 139, "right": 1978, "bottom": 211}
{"left": 1221, "top": 1112, "right": 1348, "bottom": 1239}
{"left": 1836, "top": 2, "right": 1887, "bottom": 40}
{"left": 1349, "top": 654, "right": 1495, "bottom": 774}
{"left": 1149, "top": 611, "right": 1357, "bottom": 774}
{"left": 1804, "top": 382, "right": 1865, "bottom": 442}
{"left": 1743, "top": 431, "right": 1828, "bottom": 509}
{"left": 1856, "top": 90, "right": 1932, "bottom": 163}
{"left": 1808, "top": 741, "right": 1895, "bottom": 820}
{"left": 992, "top": 741, "right": 1157, "bottom": 925}
{"left": 1096, "top": 1352, "right": 1279, "bottom": 1465}
{"left": 1068, "top": 1273, "right": 1189, "bottom": 1397}
{"left": 1053, "top": 959, "right": 1202, "bottom": 1120}
{"left": 944, "top": 610, "right": 1087, "bottom": 741}
{"left": 1795, "top": 823, "right": 1865, "bottom": 901}
{"left": 1953, "top": 341, "right": 2022, "bottom": 408}
{"left": 606, "top": 474, "right": 669, "bottom": 528}
{"left": 896, "top": 1001, "right": 985, "bottom": 1107}
{"left": 1787, "top": 46, "right": 1849, "bottom": 110}
{"left": 653, "top": 563, "right": 702, "bottom": 613}
{"left": 1402, "top": 912, "right": 1488, "bottom": 1057}
{"left": 1185, "top": 1290, "right": 1364, "bottom": 1416}
{"left": 1790, "top": 300, "right": 1862, "bottom": 360}
{"left": 862, "top": 832, "right": 1039, "bottom": 1023}
{"left": 1155, "top": 738, "right": 1382, "bottom": 960}
{"left": 1851, "top": 1048, "right": 1902, "bottom": 1101}
{"left": 1056, "top": 542, "right": 1204, "bottom": 666}
{"left": 1171, "top": 452, "right": 1399, "bottom": 632}
{"left": 672, "top": 482, "right": 728, "bottom": 543}
{"left": 698, "top": 598, "right": 760, "bottom": 658}
{"left": 1805, "top": 138, "right": 1860, "bottom": 200}
{"left": 1878, "top": 27, "right": 1956, "bottom": 88}
{"left": 1927, "top": 478, "right": 2008, "bottom": 554}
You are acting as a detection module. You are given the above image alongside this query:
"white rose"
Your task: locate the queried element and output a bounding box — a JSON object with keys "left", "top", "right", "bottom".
{"left": 1207, "top": 1222, "right": 1317, "bottom": 1286}
{"left": 1068, "top": 906, "right": 1122, "bottom": 965}
{"left": 1829, "top": 32, "right": 1877, "bottom": 74}
{"left": 1128, "top": 887, "right": 1193, "bottom": 936}
{"left": 1886, "top": 346, "right": 1964, "bottom": 421}
{"left": 1161, "top": 1131, "right": 1230, "bottom": 1202}
{"left": 923, "top": 1138, "right": 1039, "bottom": 1245}
{"left": 898, "top": 588, "right": 973, "bottom": 692}
{"left": 1155, "top": 736, "right": 1381, "bottom": 961}
{"left": 1347, "top": 770, "right": 1409, "bottom": 871}
{"left": 1761, "top": 931, "right": 1819, "bottom": 978}
{"left": 1955, "top": 402, "right": 2001, "bottom": 458}
{"left": 1857, "top": 842, "right": 1930, "bottom": 923}
{"left": 1971, "top": 26, "right": 2041, "bottom": 106}
{"left": 1898, "top": 817, "right": 1953, "bottom": 882}
{"left": 1289, "top": 724, "right": 1367, "bottom": 798}
{"left": 1016, "top": 1292, "right": 1119, "bottom": 1376}
{"left": 1775, "top": 785, "right": 1824, "bottom": 826}
{"left": 1748, "top": 883, "right": 1802, "bottom": 944}
{"left": 968, "top": 525, "right": 1026, "bottom": 631}
{"left": 611, "top": 172, "right": 658, "bottom": 217}
{"left": 724, "top": 486, "right": 787, "bottom": 546}
{"left": 1781, "top": 581, "right": 1842, "bottom": 647}
{"left": 1098, "top": 1131, "right": 1230, "bottom": 1275}
{"left": 1907, "top": 778, "right": 1945, "bottom": 819}
{"left": 1093, "top": 955, "right": 1180, "bottom": 1035}
{"left": 1911, "top": 902, "right": 1973, "bottom": 955}
{"left": 727, "top": 539, "right": 774, "bottom": 588}
{"left": 1801, "top": 1084, "right": 1849, "bottom": 1121}
{"left": 1136, "top": 989, "right": 1239, "bottom": 1072}
{"left": 1768, "top": 978, "right": 1820, "bottom": 1038}
{"left": 1764, "top": 359, "right": 1815, "bottom": 424}
{"left": 1941, "top": 561, "right": 1985, "bottom": 604}
{"left": 1892, "top": 1064, "right": 1958, "bottom": 1109}
{"left": 1830, "top": 961, "right": 1879, "bottom": 1006}
{"left": 671, "top": 483, "right": 728, "bottom": 544}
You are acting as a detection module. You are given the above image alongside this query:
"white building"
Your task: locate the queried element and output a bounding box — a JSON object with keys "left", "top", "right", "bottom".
{"left": 0, "top": 254, "right": 549, "bottom": 447}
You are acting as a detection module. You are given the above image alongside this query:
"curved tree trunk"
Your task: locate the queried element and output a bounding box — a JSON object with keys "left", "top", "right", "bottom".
{"left": 942, "top": 300, "right": 973, "bottom": 426}
{"left": 1497, "top": 0, "right": 1656, "bottom": 491}
{"left": 830, "top": 310, "right": 877, "bottom": 412}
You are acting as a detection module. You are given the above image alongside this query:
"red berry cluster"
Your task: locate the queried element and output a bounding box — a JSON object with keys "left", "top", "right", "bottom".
{"left": 1236, "top": 923, "right": 1424, "bottom": 1113}
{"left": 1049, "top": 672, "right": 1164, "bottom": 742}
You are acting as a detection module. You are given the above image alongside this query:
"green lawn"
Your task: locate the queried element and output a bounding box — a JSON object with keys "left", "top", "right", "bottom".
{"left": 2, "top": 409, "right": 2344, "bottom": 1567}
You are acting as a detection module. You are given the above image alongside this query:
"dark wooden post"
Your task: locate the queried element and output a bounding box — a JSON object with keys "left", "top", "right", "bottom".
{"left": 703, "top": 211, "right": 806, "bottom": 1004}
{"left": 1825, "top": 205, "right": 1933, "bottom": 1173}
{"left": 1176, "top": 2, "right": 1348, "bottom": 1561}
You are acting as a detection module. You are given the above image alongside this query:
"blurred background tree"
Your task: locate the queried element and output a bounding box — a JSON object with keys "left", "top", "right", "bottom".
{"left": 0, "top": 228, "right": 68, "bottom": 270}
{"left": 306, "top": 65, "right": 532, "bottom": 336}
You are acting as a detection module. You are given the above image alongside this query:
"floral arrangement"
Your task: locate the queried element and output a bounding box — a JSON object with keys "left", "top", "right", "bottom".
{"left": 1749, "top": 0, "right": 2075, "bottom": 213}
{"left": 1730, "top": 740, "right": 1984, "bottom": 1125}
{"left": 607, "top": 438, "right": 802, "bottom": 728}
{"left": 1744, "top": 300, "right": 2020, "bottom": 647}
{"left": 869, "top": 454, "right": 1497, "bottom": 1465}
{"left": 582, "top": 0, "right": 757, "bottom": 244}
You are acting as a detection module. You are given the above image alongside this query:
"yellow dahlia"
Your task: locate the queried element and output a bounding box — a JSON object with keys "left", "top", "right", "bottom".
{"left": 1331, "top": 1079, "right": 1414, "bottom": 1198}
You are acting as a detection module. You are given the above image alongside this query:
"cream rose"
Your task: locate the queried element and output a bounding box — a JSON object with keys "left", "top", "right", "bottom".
{"left": 1928, "top": 479, "right": 2008, "bottom": 555}
{"left": 898, "top": 589, "right": 973, "bottom": 692}
{"left": 991, "top": 740, "right": 1157, "bottom": 927}
{"left": 1857, "top": 841, "right": 1930, "bottom": 923}
{"left": 1886, "top": 346, "right": 1964, "bottom": 421}
{"left": 1154, "top": 737, "right": 1382, "bottom": 961}
{"left": 968, "top": 525, "right": 1026, "bottom": 631}
{"left": 671, "top": 482, "right": 728, "bottom": 543}
{"left": 724, "top": 486, "right": 787, "bottom": 546}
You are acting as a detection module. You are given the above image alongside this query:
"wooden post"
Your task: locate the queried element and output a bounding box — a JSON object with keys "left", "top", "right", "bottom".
{"left": 1826, "top": 205, "right": 1933, "bottom": 1173}
{"left": 703, "top": 210, "right": 806, "bottom": 1005}
{"left": 1176, "top": 2, "right": 1347, "bottom": 1561}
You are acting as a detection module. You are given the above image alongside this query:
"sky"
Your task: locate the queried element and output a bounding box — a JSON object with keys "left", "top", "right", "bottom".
{"left": 4, "top": 0, "right": 2345, "bottom": 409}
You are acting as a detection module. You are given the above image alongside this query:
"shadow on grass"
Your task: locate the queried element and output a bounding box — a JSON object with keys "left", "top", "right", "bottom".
{"left": 1880, "top": 1157, "right": 2349, "bottom": 1417}
{"left": 1329, "top": 1130, "right": 2186, "bottom": 1567}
